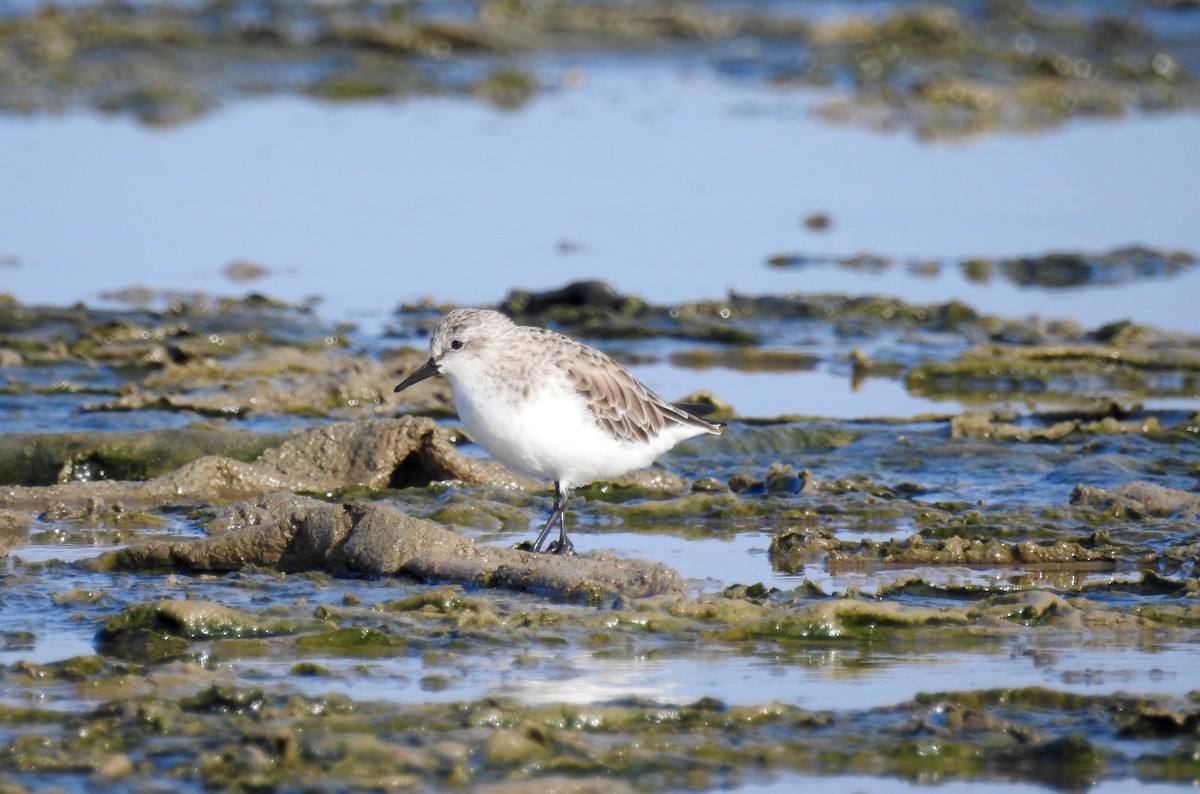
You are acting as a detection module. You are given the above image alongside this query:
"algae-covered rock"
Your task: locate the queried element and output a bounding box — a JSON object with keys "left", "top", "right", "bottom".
{"left": 3, "top": 0, "right": 1200, "bottom": 138}
{"left": 0, "top": 509, "right": 26, "bottom": 550}
{"left": 975, "top": 591, "right": 1074, "bottom": 626}
{"left": 950, "top": 412, "right": 1079, "bottom": 442}
{"left": 772, "top": 527, "right": 1116, "bottom": 570}
{"left": 857, "top": 535, "right": 1111, "bottom": 567}
{"left": 1070, "top": 481, "right": 1200, "bottom": 520}
{"left": 92, "top": 493, "right": 683, "bottom": 600}
{"left": 0, "top": 427, "right": 287, "bottom": 487}
{"left": 476, "top": 777, "right": 637, "bottom": 794}
{"left": 0, "top": 683, "right": 1161, "bottom": 793}
{"left": 720, "top": 599, "right": 970, "bottom": 641}
{"left": 913, "top": 340, "right": 1200, "bottom": 407}
{"left": 0, "top": 417, "right": 526, "bottom": 511}
{"left": 253, "top": 415, "right": 528, "bottom": 491}
{"left": 995, "top": 247, "right": 1196, "bottom": 290}
{"left": 295, "top": 627, "right": 407, "bottom": 654}
{"left": 502, "top": 279, "right": 631, "bottom": 316}
{"left": 86, "top": 347, "right": 410, "bottom": 419}
{"left": 99, "top": 598, "right": 310, "bottom": 642}
{"left": 481, "top": 724, "right": 552, "bottom": 766}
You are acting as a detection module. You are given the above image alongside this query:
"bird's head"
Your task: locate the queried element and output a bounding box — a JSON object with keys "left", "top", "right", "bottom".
{"left": 393, "top": 308, "right": 514, "bottom": 393}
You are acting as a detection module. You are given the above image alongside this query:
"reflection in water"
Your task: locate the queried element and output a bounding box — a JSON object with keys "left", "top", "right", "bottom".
{"left": 248, "top": 634, "right": 1200, "bottom": 713}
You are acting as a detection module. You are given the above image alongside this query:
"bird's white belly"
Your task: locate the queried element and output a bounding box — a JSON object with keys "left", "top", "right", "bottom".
{"left": 451, "top": 376, "right": 677, "bottom": 488}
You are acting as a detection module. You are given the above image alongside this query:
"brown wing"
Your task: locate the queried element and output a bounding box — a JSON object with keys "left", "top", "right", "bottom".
{"left": 548, "top": 334, "right": 719, "bottom": 444}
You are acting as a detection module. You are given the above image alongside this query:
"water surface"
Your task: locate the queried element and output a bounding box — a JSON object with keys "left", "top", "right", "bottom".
{"left": 3, "top": 62, "right": 1198, "bottom": 337}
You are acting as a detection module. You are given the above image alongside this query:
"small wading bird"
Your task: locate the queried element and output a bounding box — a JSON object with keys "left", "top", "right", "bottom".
{"left": 394, "top": 308, "right": 722, "bottom": 554}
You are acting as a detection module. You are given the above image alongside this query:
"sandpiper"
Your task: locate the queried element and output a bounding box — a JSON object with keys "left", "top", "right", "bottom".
{"left": 394, "top": 308, "right": 722, "bottom": 554}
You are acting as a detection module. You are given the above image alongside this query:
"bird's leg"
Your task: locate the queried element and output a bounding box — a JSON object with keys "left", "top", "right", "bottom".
{"left": 531, "top": 482, "right": 575, "bottom": 555}
{"left": 549, "top": 502, "right": 575, "bottom": 556}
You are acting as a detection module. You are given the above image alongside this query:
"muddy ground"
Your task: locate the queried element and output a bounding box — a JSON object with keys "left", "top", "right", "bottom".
{"left": 1, "top": 262, "right": 1198, "bottom": 791}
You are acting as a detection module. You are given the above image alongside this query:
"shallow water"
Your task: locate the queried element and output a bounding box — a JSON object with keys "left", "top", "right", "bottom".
{"left": 740, "top": 777, "right": 1194, "bottom": 794}
{"left": 8, "top": 534, "right": 1196, "bottom": 722}
{"left": 3, "top": 59, "right": 1199, "bottom": 340}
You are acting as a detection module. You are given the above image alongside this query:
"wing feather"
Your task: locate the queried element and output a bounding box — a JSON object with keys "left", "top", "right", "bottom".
{"left": 549, "top": 336, "right": 720, "bottom": 443}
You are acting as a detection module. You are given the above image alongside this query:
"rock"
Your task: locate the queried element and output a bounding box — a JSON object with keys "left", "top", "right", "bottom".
{"left": 98, "top": 598, "right": 311, "bottom": 642}
{"left": 502, "top": 280, "right": 628, "bottom": 315}
{"left": 722, "top": 599, "right": 970, "bottom": 641}
{"left": 0, "top": 509, "right": 27, "bottom": 550}
{"left": 0, "top": 417, "right": 529, "bottom": 511}
{"left": 1070, "top": 481, "right": 1200, "bottom": 519}
{"left": 481, "top": 725, "right": 550, "bottom": 765}
{"left": 476, "top": 775, "right": 637, "bottom": 794}
{"left": 0, "top": 427, "right": 286, "bottom": 487}
{"left": 91, "top": 493, "right": 683, "bottom": 600}
{"left": 90, "top": 753, "right": 135, "bottom": 781}
{"left": 999, "top": 246, "right": 1196, "bottom": 289}
{"left": 950, "top": 412, "right": 1079, "bottom": 441}
{"left": 84, "top": 347, "right": 404, "bottom": 419}
{"left": 254, "top": 417, "right": 530, "bottom": 491}
{"left": 340, "top": 501, "right": 473, "bottom": 574}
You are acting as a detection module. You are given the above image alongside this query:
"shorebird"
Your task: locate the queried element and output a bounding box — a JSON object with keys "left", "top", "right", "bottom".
{"left": 394, "top": 308, "right": 722, "bottom": 553}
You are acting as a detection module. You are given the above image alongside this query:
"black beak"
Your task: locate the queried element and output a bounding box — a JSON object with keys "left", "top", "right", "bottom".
{"left": 394, "top": 357, "right": 440, "bottom": 393}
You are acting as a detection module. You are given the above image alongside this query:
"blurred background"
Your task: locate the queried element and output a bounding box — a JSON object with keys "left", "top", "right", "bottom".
{"left": 2, "top": 0, "right": 1199, "bottom": 336}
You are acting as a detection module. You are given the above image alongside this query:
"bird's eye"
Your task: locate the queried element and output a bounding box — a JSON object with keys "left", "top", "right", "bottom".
{"left": 450, "top": 339, "right": 464, "bottom": 350}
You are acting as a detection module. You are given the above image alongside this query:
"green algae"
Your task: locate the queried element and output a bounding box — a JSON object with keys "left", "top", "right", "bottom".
{"left": 181, "top": 684, "right": 267, "bottom": 714}
{"left": 291, "top": 661, "right": 331, "bottom": 676}
{"left": 8, "top": 276, "right": 1198, "bottom": 434}
{"left": 716, "top": 599, "right": 973, "bottom": 642}
{"left": 295, "top": 627, "right": 408, "bottom": 654}
{"left": 425, "top": 498, "right": 541, "bottom": 530}
{"left": 380, "top": 587, "right": 482, "bottom": 615}
{"left": 949, "top": 410, "right": 1176, "bottom": 442}
{"left": 669, "top": 347, "right": 820, "bottom": 372}
{"left": 585, "top": 487, "right": 831, "bottom": 529}
{"left": 97, "top": 599, "right": 318, "bottom": 652}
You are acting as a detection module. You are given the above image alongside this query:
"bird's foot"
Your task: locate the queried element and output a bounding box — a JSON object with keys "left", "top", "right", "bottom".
{"left": 514, "top": 535, "right": 576, "bottom": 555}
{"left": 545, "top": 537, "right": 576, "bottom": 556}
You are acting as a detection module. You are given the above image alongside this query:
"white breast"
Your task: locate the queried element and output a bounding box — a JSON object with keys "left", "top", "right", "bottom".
{"left": 448, "top": 367, "right": 699, "bottom": 490}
